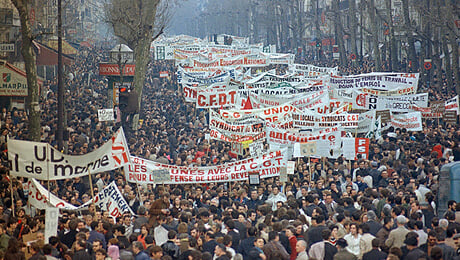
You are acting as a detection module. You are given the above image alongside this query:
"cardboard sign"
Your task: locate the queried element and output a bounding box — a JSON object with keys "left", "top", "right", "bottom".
{"left": 249, "top": 142, "right": 264, "bottom": 157}
{"left": 300, "top": 142, "right": 317, "bottom": 156}
{"left": 279, "top": 167, "right": 288, "bottom": 183}
{"left": 376, "top": 110, "right": 391, "bottom": 123}
{"left": 231, "top": 142, "right": 244, "bottom": 155}
{"left": 443, "top": 111, "right": 458, "bottom": 124}
{"left": 159, "top": 71, "right": 169, "bottom": 78}
{"left": 152, "top": 169, "right": 171, "bottom": 183}
{"left": 98, "top": 109, "right": 115, "bottom": 121}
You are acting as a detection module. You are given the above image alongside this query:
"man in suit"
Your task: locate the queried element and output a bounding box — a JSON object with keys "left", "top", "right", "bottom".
{"left": 385, "top": 215, "right": 409, "bottom": 248}
{"left": 333, "top": 238, "right": 357, "bottom": 260}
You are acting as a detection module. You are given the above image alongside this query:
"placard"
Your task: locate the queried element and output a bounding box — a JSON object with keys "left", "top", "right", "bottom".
{"left": 152, "top": 169, "right": 171, "bottom": 183}
{"left": 443, "top": 111, "right": 457, "bottom": 124}
{"left": 376, "top": 110, "right": 391, "bottom": 123}
{"left": 249, "top": 172, "right": 260, "bottom": 185}
{"left": 300, "top": 142, "right": 317, "bottom": 156}
{"left": 231, "top": 142, "right": 244, "bottom": 155}
{"left": 287, "top": 161, "right": 295, "bottom": 175}
{"left": 45, "top": 207, "right": 59, "bottom": 243}
{"left": 279, "top": 167, "right": 288, "bottom": 183}
{"left": 98, "top": 109, "right": 115, "bottom": 121}
{"left": 249, "top": 142, "right": 264, "bottom": 157}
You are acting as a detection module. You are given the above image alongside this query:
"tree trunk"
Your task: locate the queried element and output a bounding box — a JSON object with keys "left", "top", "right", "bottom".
{"left": 442, "top": 34, "right": 452, "bottom": 91}
{"left": 386, "top": 0, "right": 398, "bottom": 71}
{"left": 333, "top": 0, "right": 347, "bottom": 66}
{"left": 349, "top": 0, "right": 358, "bottom": 63}
{"left": 11, "top": 0, "right": 40, "bottom": 141}
{"left": 401, "top": 0, "right": 417, "bottom": 71}
{"left": 447, "top": 0, "right": 460, "bottom": 94}
{"left": 367, "top": 0, "right": 381, "bottom": 70}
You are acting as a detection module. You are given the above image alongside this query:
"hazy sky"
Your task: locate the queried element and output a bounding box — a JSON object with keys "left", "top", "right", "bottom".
{"left": 167, "top": 0, "right": 202, "bottom": 36}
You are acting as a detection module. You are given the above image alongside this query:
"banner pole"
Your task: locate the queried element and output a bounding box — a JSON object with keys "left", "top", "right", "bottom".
{"left": 10, "top": 177, "right": 14, "bottom": 217}
{"left": 88, "top": 169, "right": 95, "bottom": 199}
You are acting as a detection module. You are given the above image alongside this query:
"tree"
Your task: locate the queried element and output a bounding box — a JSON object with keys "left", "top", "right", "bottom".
{"left": 106, "top": 0, "right": 172, "bottom": 131}
{"left": 11, "top": 0, "right": 41, "bottom": 141}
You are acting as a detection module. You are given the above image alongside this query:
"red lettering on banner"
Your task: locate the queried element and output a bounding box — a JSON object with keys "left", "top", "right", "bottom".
{"left": 355, "top": 138, "right": 369, "bottom": 160}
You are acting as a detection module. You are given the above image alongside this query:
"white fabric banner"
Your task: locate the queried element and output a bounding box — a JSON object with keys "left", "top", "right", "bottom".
{"left": 28, "top": 179, "right": 135, "bottom": 217}
{"left": 220, "top": 103, "right": 298, "bottom": 123}
{"left": 125, "top": 150, "right": 286, "bottom": 184}
{"left": 330, "top": 72, "right": 420, "bottom": 91}
{"left": 209, "top": 110, "right": 264, "bottom": 136}
{"left": 357, "top": 110, "right": 376, "bottom": 133}
{"left": 8, "top": 128, "right": 130, "bottom": 180}
{"left": 292, "top": 110, "right": 358, "bottom": 129}
{"left": 266, "top": 123, "right": 342, "bottom": 150}
{"left": 389, "top": 111, "right": 423, "bottom": 131}
{"left": 28, "top": 178, "right": 78, "bottom": 210}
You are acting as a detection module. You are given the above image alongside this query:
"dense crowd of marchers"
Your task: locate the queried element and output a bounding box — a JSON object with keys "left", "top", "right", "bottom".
{"left": 0, "top": 44, "right": 459, "bottom": 260}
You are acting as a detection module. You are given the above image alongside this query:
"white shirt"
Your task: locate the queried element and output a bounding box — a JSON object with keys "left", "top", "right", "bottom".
{"left": 344, "top": 233, "right": 361, "bottom": 256}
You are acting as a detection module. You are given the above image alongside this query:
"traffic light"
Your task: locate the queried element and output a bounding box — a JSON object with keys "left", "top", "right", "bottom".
{"left": 119, "top": 88, "right": 139, "bottom": 113}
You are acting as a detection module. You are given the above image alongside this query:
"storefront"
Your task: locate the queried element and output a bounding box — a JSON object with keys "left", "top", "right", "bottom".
{"left": 0, "top": 61, "right": 42, "bottom": 110}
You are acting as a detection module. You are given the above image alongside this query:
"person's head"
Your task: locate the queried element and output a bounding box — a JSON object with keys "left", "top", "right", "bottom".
{"left": 95, "top": 249, "right": 107, "bottom": 260}
{"left": 428, "top": 230, "right": 438, "bottom": 246}
{"left": 75, "top": 239, "right": 86, "bottom": 251}
{"left": 336, "top": 238, "right": 348, "bottom": 249}
{"left": 214, "top": 243, "right": 227, "bottom": 257}
{"left": 149, "top": 245, "right": 163, "bottom": 259}
{"left": 254, "top": 237, "right": 265, "bottom": 249}
{"left": 132, "top": 241, "right": 144, "bottom": 254}
{"left": 296, "top": 240, "right": 307, "bottom": 253}
{"left": 349, "top": 223, "right": 358, "bottom": 235}
{"left": 371, "top": 238, "right": 381, "bottom": 248}
{"left": 268, "top": 231, "right": 279, "bottom": 242}
{"left": 92, "top": 239, "right": 102, "bottom": 251}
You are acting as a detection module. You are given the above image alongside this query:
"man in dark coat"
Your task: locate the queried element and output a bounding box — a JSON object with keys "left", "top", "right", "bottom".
{"left": 363, "top": 238, "right": 387, "bottom": 260}
{"left": 73, "top": 240, "right": 91, "bottom": 260}
{"left": 149, "top": 192, "right": 170, "bottom": 228}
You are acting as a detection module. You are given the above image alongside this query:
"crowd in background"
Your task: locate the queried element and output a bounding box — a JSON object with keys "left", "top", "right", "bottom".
{"left": 0, "top": 45, "right": 459, "bottom": 260}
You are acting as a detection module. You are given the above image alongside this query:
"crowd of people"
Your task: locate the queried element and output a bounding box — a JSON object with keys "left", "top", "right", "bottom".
{"left": 0, "top": 43, "right": 459, "bottom": 260}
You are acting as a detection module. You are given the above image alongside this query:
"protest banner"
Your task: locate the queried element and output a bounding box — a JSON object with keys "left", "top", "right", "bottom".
{"left": 220, "top": 103, "right": 297, "bottom": 122}
{"left": 292, "top": 111, "right": 358, "bottom": 129}
{"left": 98, "top": 109, "right": 114, "bottom": 122}
{"left": 209, "top": 110, "right": 264, "bottom": 136}
{"left": 196, "top": 89, "right": 237, "bottom": 108}
{"left": 209, "top": 128, "right": 266, "bottom": 143}
{"left": 28, "top": 178, "right": 78, "bottom": 210}
{"left": 266, "top": 123, "right": 342, "bottom": 151}
{"left": 125, "top": 150, "right": 286, "bottom": 184}
{"left": 330, "top": 72, "right": 420, "bottom": 91}
{"left": 445, "top": 95, "right": 459, "bottom": 112}
{"left": 352, "top": 91, "right": 428, "bottom": 112}
{"left": 84, "top": 181, "right": 135, "bottom": 217}
{"left": 289, "top": 64, "right": 338, "bottom": 78}
{"left": 8, "top": 128, "right": 130, "bottom": 180}
{"left": 182, "top": 85, "right": 197, "bottom": 102}
{"left": 342, "top": 138, "right": 370, "bottom": 160}
{"left": 159, "top": 71, "right": 169, "bottom": 78}
{"left": 357, "top": 110, "right": 375, "bottom": 133}
{"left": 389, "top": 111, "right": 423, "bottom": 131}
{"left": 360, "top": 85, "right": 416, "bottom": 96}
